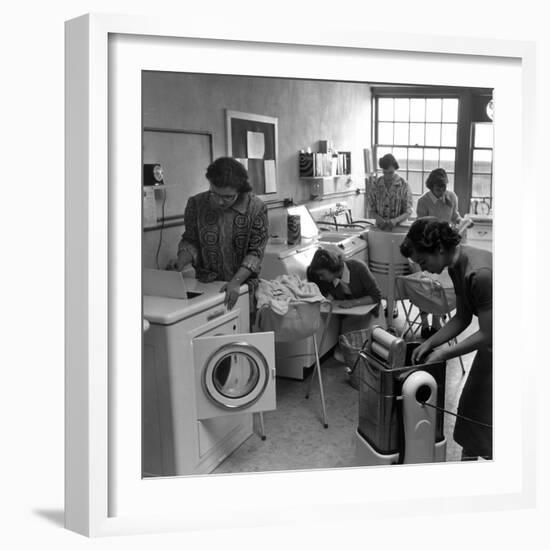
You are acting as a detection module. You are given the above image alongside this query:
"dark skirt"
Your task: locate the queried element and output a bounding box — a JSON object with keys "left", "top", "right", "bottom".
{"left": 453, "top": 347, "right": 493, "bottom": 459}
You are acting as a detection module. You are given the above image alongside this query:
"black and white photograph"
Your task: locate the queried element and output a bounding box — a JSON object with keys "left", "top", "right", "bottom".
{"left": 141, "top": 71, "right": 494, "bottom": 477}
{"left": 2, "top": 0, "right": 548, "bottom": 545}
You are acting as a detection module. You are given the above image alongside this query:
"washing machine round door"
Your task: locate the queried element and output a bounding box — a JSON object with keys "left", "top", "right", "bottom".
{"left": 202, "top": 342, "right": 270, "bottom": 410}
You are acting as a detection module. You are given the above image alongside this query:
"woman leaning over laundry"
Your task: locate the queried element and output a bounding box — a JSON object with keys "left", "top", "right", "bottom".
{"left": 400, "top": 218, "right": 493, "bottom": 461}
{"left": 307, "top": 248, "right": 382, "bottom": 336}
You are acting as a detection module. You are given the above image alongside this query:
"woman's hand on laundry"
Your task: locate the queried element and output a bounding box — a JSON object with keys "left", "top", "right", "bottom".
{"left": 412, "top": 340, "right": 433, "bottom": 364}
{"left": 374, "top": 216, "right": 387, "bottom": 229}
{"left": 377, "top": 218, "right": 394, "bottom": 231}
{"left": 220, "top": 280, "right": 240, "bottom": 310}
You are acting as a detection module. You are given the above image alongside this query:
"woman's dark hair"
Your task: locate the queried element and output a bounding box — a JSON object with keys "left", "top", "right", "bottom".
{"left": 206, "top": 157, "right": 252, "bottom": 192}
{"left": 425, "top": 168, "right": 448, "bottom": 191}
{"left": 400, "top": 218, "right": 461, "bottom": 257}
{"left": 307, "top": 248, "right": 344, "bottom": 279}
{"left": 378, "top": 153, "right": 399, "bottom": 171}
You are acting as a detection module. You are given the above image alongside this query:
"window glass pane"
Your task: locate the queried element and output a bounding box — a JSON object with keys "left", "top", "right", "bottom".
{"left": 441, "top": 123, "right": 457, "bottom": 147}
{"left": 425, "top": 124, "right": 441, "bottom": 146}
{"left": 408, "top": 148, "right": 423, "bottom": 171}
{"left": 439, "top": 148, "right": 456, "bottom": 172}
{"left": 394, "top": 123, "right": 409, "bottom": 145}
{"left": 474, "top": 123, "right": 493, "bottom": 148}
{"left": 472, "top": 174, "right": 492, "bottom": 197}
{"left": 393, "top": 147, "right": 408, "bottom": 171}
{"left": 378, "top": 123, "right": 393, "bottom": 144}
{"left": 412, "top": 194, "right": 420, "bottom": 213}
{"left": 394, "top": 98, "right": 409, "bottom": 121}
{"left": 442, "top": 98, "right": 459, "bottom": 122}
{"left": 426, "top": 98, "right": 442, "bottom": 122}
{"left": 410, "top": 98, "right": 425, "bottom": 122}
{"left": 408, "top": 171, "right": 423, "bottom": 194}
{"left": 378, "top": 98, "right": 393, "bottom": 121}
{"left": 409, "top": 123, "right": 425, "bottom": 146}
{"left": 473, "top": 149, "right": 493, "bottom": 173}
{"left": 424, "top": 148, "right": 439, "bottom": 171}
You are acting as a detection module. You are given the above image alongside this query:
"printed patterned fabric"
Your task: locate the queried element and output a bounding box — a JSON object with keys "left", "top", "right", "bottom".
{"left": 367, "top": 174, "right": 413, "bottom": 219}
{"left": 177, "top": 191, "right": 268, "bottom": 284}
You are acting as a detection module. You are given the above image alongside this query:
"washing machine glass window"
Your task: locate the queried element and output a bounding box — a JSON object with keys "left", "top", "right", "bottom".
{"left": 212, "top": 354, "right": 260, "bottom": 398}
{"left": 202, "top": 342, "right": 270, "bottom": 410}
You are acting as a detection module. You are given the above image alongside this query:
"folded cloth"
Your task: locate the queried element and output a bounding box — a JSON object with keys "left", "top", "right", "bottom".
{"left": 256, "top": 274, "right": 325, "bottom": 315}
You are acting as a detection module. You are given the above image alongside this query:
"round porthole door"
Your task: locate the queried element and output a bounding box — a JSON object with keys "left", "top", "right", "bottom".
{"left": 202, "top": 342, "right": 270, "bottom": 410}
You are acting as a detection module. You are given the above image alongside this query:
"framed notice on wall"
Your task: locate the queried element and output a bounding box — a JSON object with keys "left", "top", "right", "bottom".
{"left": 226, "top": 109, "right": 279, "bottom": 200}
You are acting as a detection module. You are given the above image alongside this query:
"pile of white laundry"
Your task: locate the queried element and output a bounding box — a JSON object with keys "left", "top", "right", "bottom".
{"left": 256, "top": 274, "right": 325, "bottom": 315}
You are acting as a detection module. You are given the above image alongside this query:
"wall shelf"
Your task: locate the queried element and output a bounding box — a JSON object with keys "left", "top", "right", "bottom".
{"left": 300, "top": 173, "right": 365, "bottom": 199}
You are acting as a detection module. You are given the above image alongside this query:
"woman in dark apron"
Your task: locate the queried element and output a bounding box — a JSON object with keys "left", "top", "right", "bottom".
{"left": 400, "top": 218, "right": 493, "bottom": 460}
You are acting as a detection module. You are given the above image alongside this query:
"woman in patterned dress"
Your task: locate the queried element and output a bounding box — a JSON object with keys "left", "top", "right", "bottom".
{"left": 367, "top": 153, "right": 413, "bottom": 231}
{"left": 176, "top": 157, "right": 269, "bottom": 314}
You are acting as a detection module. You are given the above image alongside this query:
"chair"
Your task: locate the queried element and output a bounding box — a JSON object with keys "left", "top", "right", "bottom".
{"left": 395, "top": 271, "right": 466, "bottom": 374}
{"left": 255, "top": 301, "right": 329, "bottom": 432}
{"left": 365, "top": 229, "right": 411, "bottom": 332}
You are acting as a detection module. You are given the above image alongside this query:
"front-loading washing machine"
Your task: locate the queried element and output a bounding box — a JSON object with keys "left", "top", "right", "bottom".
{"left": 143, "top": 273, "right": 275, "bottom": 477}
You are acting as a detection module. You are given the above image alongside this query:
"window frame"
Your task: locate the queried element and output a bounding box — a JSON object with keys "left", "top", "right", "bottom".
{"left": 371, "top": 86, "right": 494, "bottom": 216}
{"left": 470, "top": 121, "right": 494, "bottom": 214}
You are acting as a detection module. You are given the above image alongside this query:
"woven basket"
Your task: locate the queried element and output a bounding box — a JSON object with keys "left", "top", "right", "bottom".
{"left": 339, "top": 328, "right": 371, "bottom": 389}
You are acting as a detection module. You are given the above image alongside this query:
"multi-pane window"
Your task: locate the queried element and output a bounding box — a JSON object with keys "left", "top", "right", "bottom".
{"left": 470, "top": 122, "right": 493, "bottom": 215}
{"left": 374, "top": 97, "right": 459, "bottom": 211}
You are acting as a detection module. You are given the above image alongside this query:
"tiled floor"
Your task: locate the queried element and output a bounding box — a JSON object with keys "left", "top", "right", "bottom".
{"left": 213, "top": 314, "right": 479, "bottom": 475}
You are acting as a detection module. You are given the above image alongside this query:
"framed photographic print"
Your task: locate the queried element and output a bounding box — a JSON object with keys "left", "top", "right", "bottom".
{"left": 65, "top": 13, "right": 537, "bottom": 537}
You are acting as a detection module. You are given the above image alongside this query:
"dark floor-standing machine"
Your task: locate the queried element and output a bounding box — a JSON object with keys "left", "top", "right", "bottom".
{"left": 355, "top": 327, "right": 448, "bottom": 465}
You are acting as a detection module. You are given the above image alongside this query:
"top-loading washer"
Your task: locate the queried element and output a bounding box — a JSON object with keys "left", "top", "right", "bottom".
{"left": 318, "top": 232, "right": 368, "bottom": 263}
{"left": 143, "top": 271, "right": 275, "bottom": 477}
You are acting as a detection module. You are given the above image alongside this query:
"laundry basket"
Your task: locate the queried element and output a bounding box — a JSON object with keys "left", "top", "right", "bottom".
{"left": 255, "top": 301, "right": 322, "bottom": 341}
{"left": 339, "top": 328, "right": 371, "bottom": 390}
{"left": 396, "top": 270, "right": 456, "bottom": 316}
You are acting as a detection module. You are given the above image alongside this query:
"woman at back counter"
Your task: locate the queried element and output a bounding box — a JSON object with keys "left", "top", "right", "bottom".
{"left": 367, "top": 153, "right": 413, "bottom": 231}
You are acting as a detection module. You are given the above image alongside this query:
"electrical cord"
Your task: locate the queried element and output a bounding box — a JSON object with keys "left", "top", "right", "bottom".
{"left": 419, "top": 400, "right": 492, "bottom": 430}
{"left": 154, "top": 188, "right": 167, "bottom": 270}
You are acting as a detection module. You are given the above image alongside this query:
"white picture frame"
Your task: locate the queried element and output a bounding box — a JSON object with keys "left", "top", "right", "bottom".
{"left": 65, "top": 13, "right": 537, "bottom": 537}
